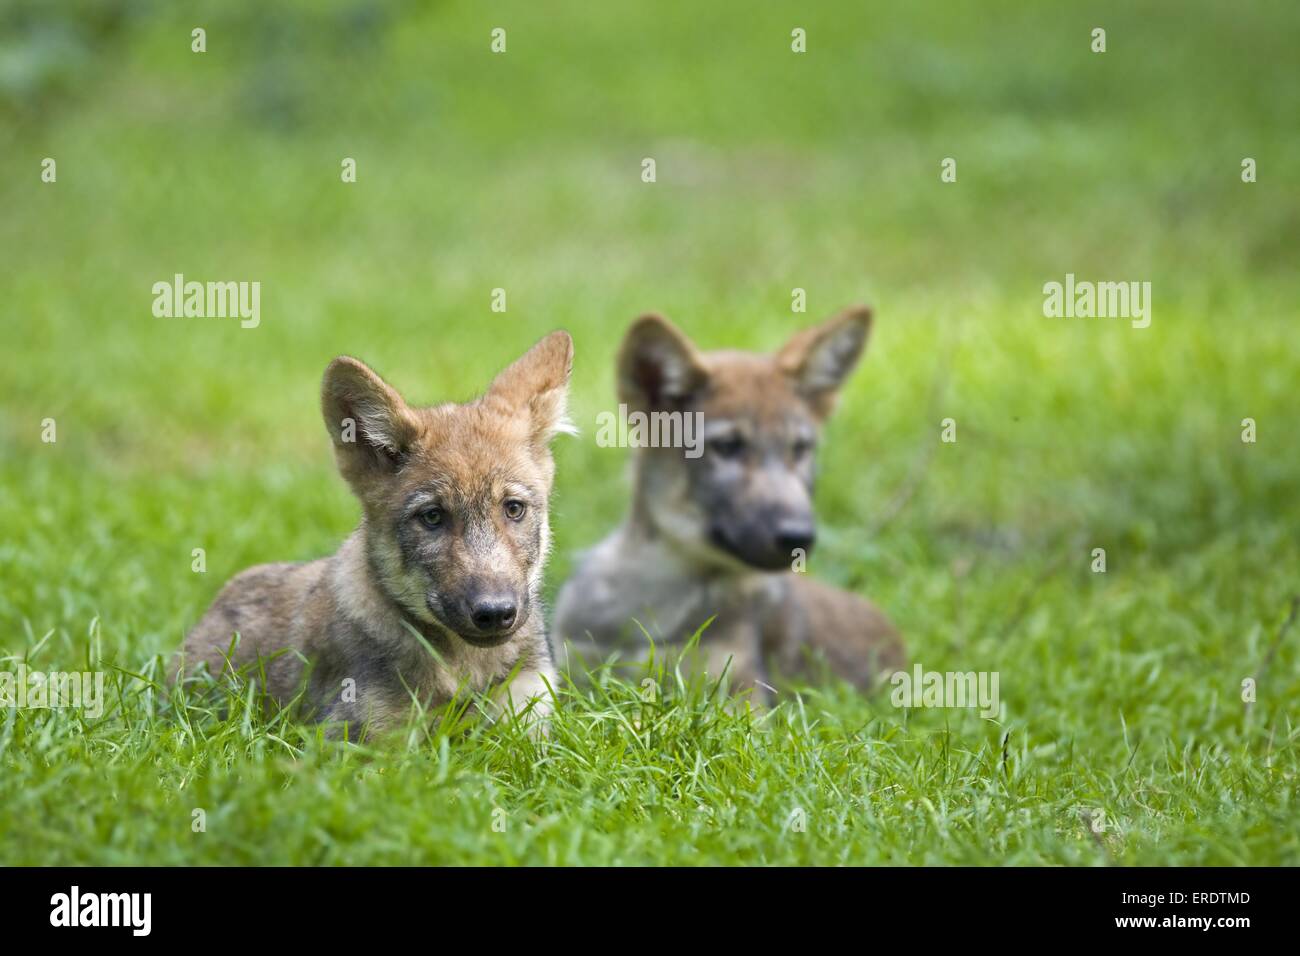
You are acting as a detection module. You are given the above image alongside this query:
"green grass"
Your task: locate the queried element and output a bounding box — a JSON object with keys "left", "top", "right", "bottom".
{"left": 1, "top": 0, "right": 1297, "bottom": 865}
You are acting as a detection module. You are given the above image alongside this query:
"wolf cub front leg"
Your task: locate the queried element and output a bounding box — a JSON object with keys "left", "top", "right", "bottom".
{"left": 488, "top": 662, "right": 557, "bottom": 731}
{"left": 698, "top": 618, "right": 771, "bottom": 706}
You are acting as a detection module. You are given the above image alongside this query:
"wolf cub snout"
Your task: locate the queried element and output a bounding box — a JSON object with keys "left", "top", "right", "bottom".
{"left": 177, "top": 332, "right": 574, "bottom": 735}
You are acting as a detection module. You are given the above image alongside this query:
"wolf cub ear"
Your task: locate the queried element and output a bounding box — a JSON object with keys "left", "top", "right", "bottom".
{"left": 321, "top": 357, "right": 421, "bottom": 478}
{"left": 618, "top": 313, "right": 709, "bottom": 410}
{"left": 777, "top": 306, "right": 873, "bottom": 419}
{"left": 485, "top": 330, "right": 576, "bottom": 447}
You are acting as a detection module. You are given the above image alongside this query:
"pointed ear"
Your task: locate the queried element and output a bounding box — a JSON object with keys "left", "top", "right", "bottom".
{"left": 484, "top": 330, "right": 575, "bottom": 446}
{"left": 777, "top": 306, "right": 873, "bottom": 419}
{"left": 617, "top": 313, "right": 709, "bottom": 410}
{"left": 321, "top": 357, "right": 421, "bottom": 481}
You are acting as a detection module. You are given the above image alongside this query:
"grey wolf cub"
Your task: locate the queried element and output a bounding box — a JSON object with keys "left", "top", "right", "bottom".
{"left": 179, "top": 331, "right": 574, "bottom": 734}
{"left": 554, "top": 309, "right": 903, "bottom": 702}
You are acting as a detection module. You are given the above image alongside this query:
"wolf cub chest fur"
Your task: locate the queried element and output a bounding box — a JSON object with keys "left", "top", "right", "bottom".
{"left": 178, "top": 332, "right": 574, "bottom": 735}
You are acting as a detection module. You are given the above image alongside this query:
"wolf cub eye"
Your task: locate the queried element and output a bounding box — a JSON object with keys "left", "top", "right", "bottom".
{"left": 418, "top": 508, "right": 444, "bottom": 530}
{"left": 792, "top": 437, "right": 814, "bottom": 458}
{"left": 504, "top": 499, "right": 527, "bottom": 521}
{"left": 709, "top": 434, "right": 746, "bottom": 459}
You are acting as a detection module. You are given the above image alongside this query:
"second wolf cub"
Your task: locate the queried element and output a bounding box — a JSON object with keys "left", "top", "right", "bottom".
{"left": 554, "top": 309, "right": 903, "bottom": 701}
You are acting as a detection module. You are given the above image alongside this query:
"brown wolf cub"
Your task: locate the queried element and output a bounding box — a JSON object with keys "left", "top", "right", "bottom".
{"left": 177, "top": 331, "right": 574, "bottom": 734}
{"left": 553, "top": 309, "right": 903, "bottom": 702}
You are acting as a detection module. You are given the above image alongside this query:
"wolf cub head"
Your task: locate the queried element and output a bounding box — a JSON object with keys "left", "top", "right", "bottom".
{"left": 322, "top": 332, "right": 574, "bottom": 646}
{"left": 618, "top": 308, "right": 871, "bottom": 573}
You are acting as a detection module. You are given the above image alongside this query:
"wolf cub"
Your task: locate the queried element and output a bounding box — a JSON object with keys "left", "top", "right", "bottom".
{"left": 554, "top": 309, "right": 902, "bottom": 701}
{"left": 179, "top": 332, "right": 574, "bottom": 734}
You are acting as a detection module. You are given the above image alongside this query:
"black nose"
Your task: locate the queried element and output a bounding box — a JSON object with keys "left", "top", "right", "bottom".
{"left": 469, "top": 597, "right": 517, "bottom": 633}
{"left": 775, "top": 522, "right": 816, "bottom": 556}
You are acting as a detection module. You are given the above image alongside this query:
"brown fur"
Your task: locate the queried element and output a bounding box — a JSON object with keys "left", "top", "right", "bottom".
{"left": 176, "top": 332, "right": 574, "bottom": 735}
{"left": 553, "top": 309, "right": 903, "bottom": 702}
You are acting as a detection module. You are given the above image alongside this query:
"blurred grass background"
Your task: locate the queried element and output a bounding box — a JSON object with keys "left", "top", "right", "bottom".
{"left": 0, "top": 0, "right": 1297, "bottom": 864}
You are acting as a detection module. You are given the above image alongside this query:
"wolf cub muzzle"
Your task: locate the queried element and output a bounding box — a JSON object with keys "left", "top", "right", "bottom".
{"left": 177, "top": 331, "right": 575, "bottom": 735}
